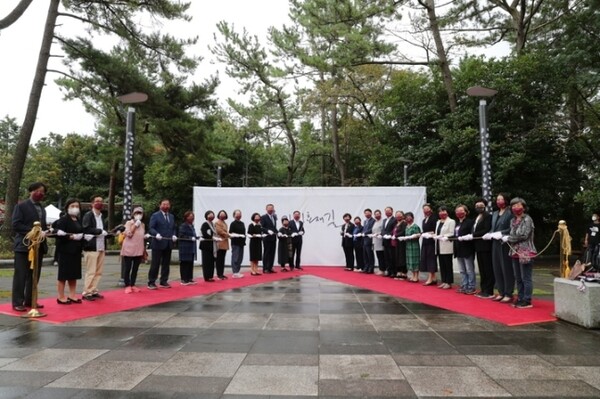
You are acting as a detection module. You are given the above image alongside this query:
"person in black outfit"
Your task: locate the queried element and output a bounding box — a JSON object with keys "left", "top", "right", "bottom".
{"left": 382, "top": 206, "right": 396, "bottom": 276}
{"left": 584, "top": 212, "right": 600, "bottom": 268}
{"left": 393, "top": 211, "right": 408, "bottom": 280}
{"left": 420, "top": 203, "right": 439, "bottom": 286}
{"left": 289, "top": 211, "right": 305, "bottom": 270}
{"left": 229, "top": 209, "right": 246, "bottom": 278}
{"left": 247, "top": 212, "right": 263, "bottom": 276}
{"left": 54, "top": 198, "right": 85, "bottom": 304}
{"left": 341, "top": 213, "right": 355, "bottom": 270}
{"left": 199, "top": 210, "right": 217, "bottom": 282}
{"left": 277, "top": 216, "right": 294, "bottom": 272}
{"left": 352, "top": 217, "right": 365, "bottom": 271}
{"left": 11, "top": 182, "right": 49, "bottom": 312}
{"left": 260, "top": 203, "right": 278, "bottom": 273}
{"left": 472, "top": 199, "right": 494, "bottom": 298}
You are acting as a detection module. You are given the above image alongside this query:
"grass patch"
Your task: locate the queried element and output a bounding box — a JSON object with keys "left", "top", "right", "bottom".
{"left": 533, "top": 288, "right": 553, "bottom": 296}
{"left": 0, "top": 290, "right": 11, "bottom": 298}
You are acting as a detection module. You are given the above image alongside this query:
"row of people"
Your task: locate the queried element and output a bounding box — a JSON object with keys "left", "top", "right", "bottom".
{"left": 340, "top": 194, "right": 536, "bottom": 309}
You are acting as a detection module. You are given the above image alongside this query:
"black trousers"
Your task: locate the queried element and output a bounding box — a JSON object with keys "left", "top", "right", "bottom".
{"left": 354, "top": 245, "right": 364, "bottom": 270}
{"left": 476, "top": 250, "right": 494, "bottom": 295}
{"left": 263, "top": 240, "right": 276, "bottom": 271}
{"left": 148, "top": 248, "right": 171, "bottom": 285}
{"left": 216, "top": 249, "right": 227, "bottom": 277}
{"left": 383, "top": 245, "right": 395, "bottom": 273}
{"left": 201, "top": 249, "right": 215, "bottom": 280}
{"left": 180, "top": 260, "right": 194, "bottom": 282}
{"left": 395, "top": 244, "right": 407, "bottom": 274}
{"left": 343, "top": 245, "right": 354, "bottom": 269}
{"left": 363, "top": 246, "right": 375, "bottom": 272}
{"left": 376, "top": 250, "right": 385, "bottom": 272}
{"left": 292, "top": 240, "right": 302, "bottom": 269}
{"left": 438, "top": 254, "right": 454, "bottom": 284}
{"left": 123, "top": 256, "right": 142, "bottom": 287}
{"left": 12, "top": 251, "right": 43, "bottom": 307}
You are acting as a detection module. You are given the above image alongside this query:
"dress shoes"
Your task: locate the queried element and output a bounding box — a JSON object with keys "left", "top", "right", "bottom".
{"left": 68, "top": 298, "right": 82, "bottom": 304}
{"left": 295, "top": 267, "right": 303, "bottom": 270}
{"left": 92, "top": 292, "right": 104, "bottom": 298}
{"left": 82, "top": 294, "right": 96, "bottom": 301}
{"left": 13, "top": 305, "right": 27, "bottom": 312}
{"left": 56, "top": 298, "right": 70, "bottom": 305}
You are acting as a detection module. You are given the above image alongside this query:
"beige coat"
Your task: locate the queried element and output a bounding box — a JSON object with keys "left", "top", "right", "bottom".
{"left": 215, "top": 219, "right": 230, "bottom": 251}
{"left": 435, "top": 218, "right": 456, "bottom": 255}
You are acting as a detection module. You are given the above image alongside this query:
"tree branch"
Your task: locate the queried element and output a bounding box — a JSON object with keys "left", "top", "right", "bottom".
{"left": 0, "top": 0, "right": 33, "bottom": 29}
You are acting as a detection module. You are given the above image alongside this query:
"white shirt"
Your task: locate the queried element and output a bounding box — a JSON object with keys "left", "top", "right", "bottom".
{"left": 94, "top": 210, "right": 105, "bottom": 251}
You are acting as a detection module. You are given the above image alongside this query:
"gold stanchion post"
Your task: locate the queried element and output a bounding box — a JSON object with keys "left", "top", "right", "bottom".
{"left": 21, "top": 221, "right": 46, "bottom": 318}
{"left": 558, "top": 220, "right": 572, "bottom": 279}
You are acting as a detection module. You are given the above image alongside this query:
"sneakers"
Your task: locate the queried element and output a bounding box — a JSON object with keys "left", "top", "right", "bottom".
{"left": 147, "top": 283, "right": 158, "bottom": 290}
{"left": 131, "top": 286, "right": 141, "bottom": 293}
{"left": 463, "top": 289, "right": 477, "bottom": 295}
{"left": 159, "top": 282, "right": 172, "bottom": 288}
{"left": 82, "top": 294, "right": 95, "bottom": 301}
{"left": 475, "top": 293, "right": 493, "bottom": 299}
{"left": 124, "top": 286, "right": 132, "bottom": 294}
{"left": 513, "top": 300, "right": 533, "bottom": 309}
{"left": 216, "top": 276, "right": 228, "bottom": 280}
{"left": 500, "top": 296, "right": 513, "bottom": 303}
{"left": 180, "top": 281, "right": 191, "bottom": 286}
{"left": 232, "top": 273, "right": 244, "bottom": 278}
{"left": 188, "top": 280, "right": 198, "bottom": 285}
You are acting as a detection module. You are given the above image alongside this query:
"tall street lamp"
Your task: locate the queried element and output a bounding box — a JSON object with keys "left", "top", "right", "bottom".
{"left": 398, "top": 157, "right": 413, "bottom": 186}
{"left": 466, "top": 86, "right": 497, "bottom": 207}
{"left": 117, "top": 92, "right": 148, "bottom": 221}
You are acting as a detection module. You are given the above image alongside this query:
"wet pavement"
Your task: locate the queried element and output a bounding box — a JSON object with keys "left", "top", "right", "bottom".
{"left": 0, "top": 256, "right": 599, "bottom": 398}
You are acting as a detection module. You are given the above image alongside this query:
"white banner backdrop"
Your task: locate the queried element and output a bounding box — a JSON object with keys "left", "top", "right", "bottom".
{"left": 193, "top": 186, "right": 427, "bottom": 267}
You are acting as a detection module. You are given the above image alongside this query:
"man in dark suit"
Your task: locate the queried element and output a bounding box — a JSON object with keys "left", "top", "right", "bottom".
{"left": 147, "top": 198, "right": 177, "bottom": 289}
{"left": 11, "top": 182, "right": 48, "bottom": 311}
{"left": 382, "top": 206, "right": 396, "bottom": 276}
{"left": 290, "top": 210, "right": 305, "bottom": 270}
{"left": 260, "top": 203, "right": 277, "bottom": 273}
{"left": 362, "top": 208, "right": 375, "bottom": 273}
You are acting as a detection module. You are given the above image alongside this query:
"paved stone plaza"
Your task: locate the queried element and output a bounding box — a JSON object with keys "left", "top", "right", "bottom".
{"left": 1, "top": 256, "right": 600, "bottom": 398}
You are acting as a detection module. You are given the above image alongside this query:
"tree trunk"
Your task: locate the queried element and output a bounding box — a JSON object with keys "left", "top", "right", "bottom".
{"left": 330, "top": 104, "right": 347, "bottom": 186}
{"left": 3, "top": 0, "right": 59, "bottom": 237}
{"left": 423, "top": 0, "right": 457, "bottom": 112}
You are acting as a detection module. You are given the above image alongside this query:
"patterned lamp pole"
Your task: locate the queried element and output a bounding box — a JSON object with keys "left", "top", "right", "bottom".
{"left": 467, "top": 86, "right": 497, "bottom": 208}
{"left": 117, "top": 92, "right": 148, "bottom": 222}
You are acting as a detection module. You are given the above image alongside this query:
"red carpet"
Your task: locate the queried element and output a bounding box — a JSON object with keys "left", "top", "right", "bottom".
{"left": 0, "top": 267, "right": 556, "bottom": 326}
{"left": 308, "top": 267, "right": 557, "bottom": 326}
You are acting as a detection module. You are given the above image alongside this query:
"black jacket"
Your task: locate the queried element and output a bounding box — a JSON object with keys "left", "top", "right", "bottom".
{"left": 12, "top": 199, "right": 48, "bottom": 254}
{"left": 453, "top": 218, "right": 475, "bottom": 258}
{"left": 473, "top": 213, "right": 492, "bottom": 252}
{"left": 82, "top": 210, "right": 107, "bottom": 251}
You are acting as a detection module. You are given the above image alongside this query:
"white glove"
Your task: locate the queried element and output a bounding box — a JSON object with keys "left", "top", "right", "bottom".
{"left": 299, "top": 231, "right": 304, "bottom": 236}
{"left": 144, "top": 234, "right": 150, "bottom": 239}
{"left": 291, "top": 232, "right": 297, "bottom": 237}
{"left": 501, "top": 236, "right": 510, "bottom": 243}
{"left": 463, "top": 234, "right": 473, "bottom": 241}
{"left": 458, "top": 235, "right": 464, "bottom": 241}
{"left": 134, "top": 220, "right": 141, "bottom": 227}
{"left": 482, "top": 233, "right": 492, "bottom": 240}
{"left": 72, "top": 233, "right": 83, "bottom": 241}
{"left": 357, "top": 233, "right": 364, "bottom": 237}
{"left": 172, "top": 235, "right": 178, "bottom": 242}
{"left": 277, "top": 232, "right": 283, "bottom": 237}
{"left": 246, "top": 234, "right": 253, "bottom": 238}
{"left": 492, "top": 231, "right": 503, "bottom": 240}
{"left": 397, "top": 236, "right": 406, "bottom": 241}
{"left": 155, "top": 233, "right": 162, "bottom": 240}
{"left": 268, "top": 229, "right": 274, "bottom": 235}
{"left": 345, "top": 233, "right": 352, "bottom": 238}
{"left": 191, "top": 237, "right": 196, "bottom": 241}
{"left": 84, "top": 234, "right": 94, "bottom": 241}
{"left": 214, "top": 237, "right": 223, "bottom": 242}
{"left": 421, "top": 232, "right": 432, "bottom": 239}
{"left": 382, "top": 234, "right": 390, "bottom": 239}
{"left": 101, "top": 230, "right": 108, "bottom": 236}
{"left": 261, "top": 234, "right": 267, "bottom": 237}
{"left": 440, "top": 236, "right": 449, "bottom": 242}
{"left": 56, "top": 230, "right": 67, "bottom": 236}
{"left": 207, "top": 230, "right": 212, "bottom": 236}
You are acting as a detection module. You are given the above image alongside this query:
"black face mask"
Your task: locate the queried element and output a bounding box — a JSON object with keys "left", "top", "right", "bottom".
{"left": 475, "top": 207, "right": 485, "bottom": 214}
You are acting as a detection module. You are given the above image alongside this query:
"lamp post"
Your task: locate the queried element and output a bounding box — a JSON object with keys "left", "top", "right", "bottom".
{"left": 466, "top": 86, "right": 497, "bottom": 207}
{"left": 398, "top": 157, "right": 413, "bottom": 186}
{"left": 116, "top": 92, "right": 148, "bottom": 221}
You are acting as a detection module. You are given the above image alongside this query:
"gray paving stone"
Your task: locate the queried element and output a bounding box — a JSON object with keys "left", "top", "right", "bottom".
{"left": 224, "top": 365, "right": 318, "bottom": 396}
{"left": 320, "top": 354, "right": 405, "bottom": 380}
{"left": 497, "top": 378, "right": 600, "bottom": 397}
{"left": 243, "top": 353, "right": 318, "bottom": 366}
{"left": 153, "top": 352, "right": 246, "bottom": 377}
{"left": 0, "top": 348, "right": 107, "bottom": 372}
{"left": 265, "top": 315, "right": 319, "bottom": 330}
{"left": 401, "top": 366, "right": 511, "bottom": 397}
{"left": 392, "top": 354, "right": 474, "bottom": 366}
{"left": 559, "top": 366, "right": 600, "bottom": 390}
{"left": 318, "top": 379, "right": 416, "bottom": 397}
{"left": 468, "top": 355, "right": 577, "bottom": 380}
{"left": 319, "top": 314, "right": 375, "bottom": 331}
{"left": 133, "top": 375, "right": 230, "bottom": 394}
{"left": 0, "top": 370, "right": 65, "bottom": 387}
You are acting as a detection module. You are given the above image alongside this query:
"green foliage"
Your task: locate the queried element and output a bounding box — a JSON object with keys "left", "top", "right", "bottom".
{"left": 0, "top": 116, "right": 20, "bottom": 199}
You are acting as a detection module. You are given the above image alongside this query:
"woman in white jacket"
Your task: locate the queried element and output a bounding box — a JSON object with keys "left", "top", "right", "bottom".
{"left": 434, "top": 206, "right": 456, "bottom": 289}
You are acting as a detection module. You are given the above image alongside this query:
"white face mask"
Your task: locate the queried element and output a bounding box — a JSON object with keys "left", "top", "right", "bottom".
{"left": 67, "top": 207, "right": 80, "bottom": 217}
{"left": 134, "top": 214, "right": 142, "bottom": 221}
{"left": 593, "top": 216, "right": 598, "bottom": 222}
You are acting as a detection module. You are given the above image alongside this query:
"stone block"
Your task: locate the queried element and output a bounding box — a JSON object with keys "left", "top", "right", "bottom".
{"left": 554, "top": 278, "right": 600, "bottom": 329}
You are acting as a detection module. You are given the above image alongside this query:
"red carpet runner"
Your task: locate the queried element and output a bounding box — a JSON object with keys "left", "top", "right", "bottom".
{"left": 0, "top": 266, "right": 556, "bottom": 326}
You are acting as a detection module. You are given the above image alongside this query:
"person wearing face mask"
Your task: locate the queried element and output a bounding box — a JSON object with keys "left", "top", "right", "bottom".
{"left": 147, "top": 198, "right": 177, "bottom": 290}
{"left": 261, "top": 204, "right": 278, "bottom": 274}
{"left": 362, "top": 208, "right": 376, "bottom": 274}
{"left": 484, "top": 193, "right": 515, "bottom": 303}
{"left": 341, "top": 213, "right": 355, "bottom": 271}
{"left": 11, "top": 182, "right": 49, "bottom": 312}
{"left": 54, "top": 199, "right": 85, "bottom": 304}
{"left": 277, "top": 216, "right": 294, "bottom": 271}
{"left": 352, "top": 217, "right": 365, "bottom": 272}
{"left": 215, "top": 210, "right": 230, "bottom": 280}
{"left": 178, "top": 210, "right": 198, "bottom": 285}
{"left": 121, "top": 207, "right": 147, "bottom": 293}
{"left": 453, "top": 205, "right": 476, "bottom": 294}
{"left": 82, "top": 194, "right": 109, "bottom": 301}
{"left": 393, "top": 211, "right": 408, "bottom": 280}
{"left": 289, "top": 210, "right": 305, "bottom": 271}
{"left": 434, "top": 206, "right": 455, "bottom": 289}
{"left": 247, "top": 212, "right": 263, "bottom": 276}
{"left": 372, "top": 209, "right": 385, "bottom": 275}
{"left": 200, "top": 210, "right": 217, "bottom": 281}
{"left": 403, "top": 212, "right": 422, "bottom": 281}
{"left": 583, "top": 212, "right": 600, "bottom": 269}
{"left": 420, "top": 203, "right": 439, "bottom": 285}
{"left": 229, "top": 209, "right": 246, "bottom": 278}
{"left": 502, "top": 198, "right": 536, "bottom": 309}
{"left": 472, "top": 200, "right": 494, "bottom": 298}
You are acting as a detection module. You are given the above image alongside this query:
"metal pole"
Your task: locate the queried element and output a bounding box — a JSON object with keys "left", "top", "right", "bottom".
{"left": 123, "top": 107, "right": 135, "bottom": 222}
{"left": 478, "top": 99, "right": 492, "bottom": 206}
{"left": 403, "top": 164, "right": 408, "bottom": 186}
{"left": 217, "top": 166, "right": 222, "bottom": 187}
